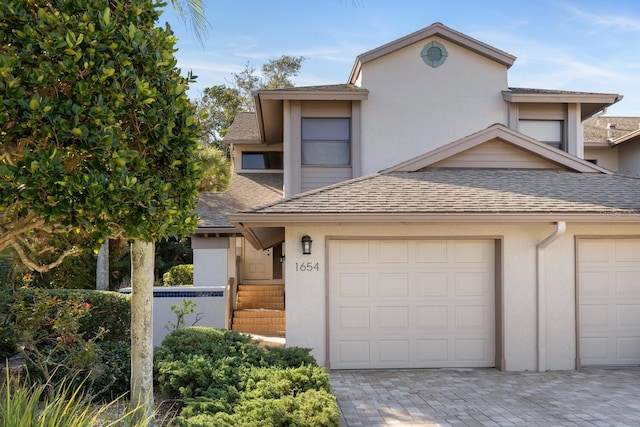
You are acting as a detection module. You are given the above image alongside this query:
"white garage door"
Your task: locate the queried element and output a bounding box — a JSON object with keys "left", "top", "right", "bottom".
{"left": 328, "top": 239, "right": 495, "bottom": 369}
{"left": 578, "top": 238, "right": 640, "bottom": 366}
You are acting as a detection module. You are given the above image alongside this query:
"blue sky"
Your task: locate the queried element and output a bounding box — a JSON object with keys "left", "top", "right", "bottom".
{"left": 160, "top": 0, "right": 640, "bottom": 116}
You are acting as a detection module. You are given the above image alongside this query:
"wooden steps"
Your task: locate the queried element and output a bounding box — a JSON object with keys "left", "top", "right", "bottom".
{"left": 232, "top": 285, "right": 285, "bottom": 337}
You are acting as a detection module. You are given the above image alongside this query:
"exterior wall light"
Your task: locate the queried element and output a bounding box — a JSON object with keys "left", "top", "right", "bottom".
{"left": 301, "top": 235, "right": 312, "bottom": 255}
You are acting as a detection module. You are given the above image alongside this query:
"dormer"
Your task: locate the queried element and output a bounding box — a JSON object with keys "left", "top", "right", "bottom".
{"left": 502, "top": 88, "right": 622, "bottom": 159}
{"left": 254, "top": 85, "right": 369, "bottom": 197}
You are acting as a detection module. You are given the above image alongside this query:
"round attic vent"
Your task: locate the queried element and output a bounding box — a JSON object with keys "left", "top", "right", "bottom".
{"left": 421, "top": 41, "right": 448, "bottom": 68}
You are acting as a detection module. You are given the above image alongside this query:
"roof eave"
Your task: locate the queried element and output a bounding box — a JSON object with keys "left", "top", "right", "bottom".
{"left": 255, "top": 89, "right": 369, "bottom": 101}
{"left": 230, "top": 212, "right": 640, "bottom": 227}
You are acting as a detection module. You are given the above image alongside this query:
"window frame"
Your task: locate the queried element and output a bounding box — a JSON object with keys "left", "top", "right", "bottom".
{"left": 301, "top": 117, "right": 351, "bottom": 166}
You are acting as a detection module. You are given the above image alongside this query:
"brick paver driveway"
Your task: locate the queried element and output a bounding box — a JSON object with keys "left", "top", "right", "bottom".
{"left": 330, "top": 367, "right": 640, "bottom": 426}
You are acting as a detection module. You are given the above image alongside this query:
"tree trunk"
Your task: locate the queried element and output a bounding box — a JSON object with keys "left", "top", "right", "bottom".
{"left": 96, "top": 241, "right": 109, "bottom": 290}
{"left": 130, "top": 240, "right": 155, "bottom": 423}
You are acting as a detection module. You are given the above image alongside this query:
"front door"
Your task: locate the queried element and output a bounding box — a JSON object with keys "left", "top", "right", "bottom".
{"left": 243, "top": 243, "right": 273, "bottom": 281}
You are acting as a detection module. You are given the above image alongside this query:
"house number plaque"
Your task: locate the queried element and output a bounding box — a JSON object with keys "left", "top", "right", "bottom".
{"left": 295, "top": 262, "right": 320, "bottom": 272}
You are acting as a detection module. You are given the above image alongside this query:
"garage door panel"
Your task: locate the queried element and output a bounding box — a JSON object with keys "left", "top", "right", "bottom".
{"left": 377, "top": 273, "right": 409, "bottom": 297}
{"left": 580, "top": 271, "right": 610, "bottom": 295}
{"left": 455, "top": 272, "right": 488, "bottom": 296}
{"left": 377, "top": 306, "right": 409, "bottom": 329}
{"left": 454, "top": 240, "right": 491, "bottom": 263}
{"left": 416, "top": 305, "right": 448, "bottom": 329}
{"left": 618, "top": 338, "right": 640, "bottom": 359}
{"left": 579, "top": 238, "right": 640, "bottom": 366}
{"left": 330, "top": 239, "right": 495, "bottom": 369}
{"left": 455, "top": 305, "right": 489, "bottom": 329}
{"left": 338, "top": 306, "right": 370, "bottom": 329}
{"left": 378, "top": 240, "right": 409, "bottom": 263}
{"left": 416, "top": 272, "right": 448, "bottom": 296}
{"left": 337, "top": 341, "right": 370, "bottom": 364}
{"left": 455, "top": 339, "right": 488, "bottom": 362}
{"left": 616, "top": 272, "right": 640, "bottom": 295}
{"left": 617, "top": 305, "right": 640, "bottom": 327}
{"left": 337, "top": 273, "right": 370, "bottom": 297}
{"left": 336, "top": 241, "right": 370, "bottom": 263}
{"left": 378, "top": 340, "right": 410, "bottom": 363}
{"left": 615, "top": 240, "right": 640, "bottom": 261}
{"left": 415, "top": 240, "right": 448, "bottom": 263}
{"left": 417, "top": 339, "right": 449, "bottom": 363}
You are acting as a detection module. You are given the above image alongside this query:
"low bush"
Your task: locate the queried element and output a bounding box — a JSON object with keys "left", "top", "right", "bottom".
{"left": 155, "top": 327, "right": 340, "bottom": 426}
{"left": 11, "top": 288, "right": 131, "bottom": 342}
{"left": 161, "top": 264, "right": 193, "bottom": 287}
{"left": 10, "top": 288, "right": 131, "bottom": 401}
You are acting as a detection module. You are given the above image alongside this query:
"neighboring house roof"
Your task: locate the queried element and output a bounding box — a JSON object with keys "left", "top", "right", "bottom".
{"left": 348, "top": 22, "right": 516, "bottom": 83}
{"left": 503, "top": 88, "right": 622, "bottom": 120}
{"left": 194, "top": 173, "right": 283, "bottom": 234}
{"left": 222, "top": 112, "right": 261, "bottom": 145}
{"left": 583, "top": 116, "right": 640, "bottom": 148}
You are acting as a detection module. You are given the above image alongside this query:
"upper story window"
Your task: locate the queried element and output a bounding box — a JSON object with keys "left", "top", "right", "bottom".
{"left": 301, "top": 118, "right": 350, "bottom": 166}
{"left": 241, "top": 151, "right": 283, "bottom": 170}
{"left": 519, "top": 120, "right": 564, "bottom": 150}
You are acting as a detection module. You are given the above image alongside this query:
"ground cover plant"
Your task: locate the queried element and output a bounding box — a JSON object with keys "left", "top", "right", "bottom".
{"left": 154, "top": 327, "right": 341, "bottom": 426}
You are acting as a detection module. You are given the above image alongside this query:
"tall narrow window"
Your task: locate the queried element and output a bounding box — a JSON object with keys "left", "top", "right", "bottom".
{"left": 301, "top": 118, "right": 350, "bottom": 165}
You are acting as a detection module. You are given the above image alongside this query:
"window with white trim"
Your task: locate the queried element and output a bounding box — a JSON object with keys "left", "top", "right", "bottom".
{"left": 301, "top": 118, "right": 350, "bottom": 166}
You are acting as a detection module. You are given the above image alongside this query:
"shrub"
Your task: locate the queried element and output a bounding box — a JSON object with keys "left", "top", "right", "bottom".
{"left": 161, "top": 264, "right": 193, "bottom": 287}
{"left": 12, "top": 288, "right": 130, "bottom": 342}
{"left": 154, "top": 327, "right": 339, "bottom": 426}
{"left": 10, "top": 289, "right": 131, "bottom": 400}
{"left": 91, "top": 341, "right": 131, "bottom": 401}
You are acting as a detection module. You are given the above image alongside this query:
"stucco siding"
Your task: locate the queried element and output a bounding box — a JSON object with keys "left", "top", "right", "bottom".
{"left": 284, "top": 222, "right": 640, "bottom": 371}
{"left": 359, "top": 38, "right": 509, "bottom": 174}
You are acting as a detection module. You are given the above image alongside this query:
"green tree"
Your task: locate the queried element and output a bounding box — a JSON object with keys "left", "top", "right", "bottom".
{"left": 1, "top": 0, "right": 202, "bottom": 419}
{"left": 195, "top": 55, "right": 306, "bottom": 151}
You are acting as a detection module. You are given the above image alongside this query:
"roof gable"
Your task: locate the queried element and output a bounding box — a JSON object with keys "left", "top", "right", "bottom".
{"left": 348, "top": 22, "right": 516, "bottom": 84}
{"left": 383, "top": 124, "right": 611, "bottom": 174}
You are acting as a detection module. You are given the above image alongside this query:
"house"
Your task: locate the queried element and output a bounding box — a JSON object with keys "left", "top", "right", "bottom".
{"left": 193, "top": 23, "right": 640, "bottom": 372}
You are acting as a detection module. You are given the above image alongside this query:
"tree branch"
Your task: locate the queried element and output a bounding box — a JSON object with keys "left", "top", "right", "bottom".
{"left": 10, "top": 241, "right": 82, "bottom": 273}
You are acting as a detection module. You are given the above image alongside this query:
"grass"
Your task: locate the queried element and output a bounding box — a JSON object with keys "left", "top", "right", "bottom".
{"left": 0, "top": 368, "right": 157, "bottom": 427}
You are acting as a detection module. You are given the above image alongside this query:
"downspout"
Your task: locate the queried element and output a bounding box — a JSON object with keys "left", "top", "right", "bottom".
{"left": 535, "top": 221, "right": 566, "bottom": 372}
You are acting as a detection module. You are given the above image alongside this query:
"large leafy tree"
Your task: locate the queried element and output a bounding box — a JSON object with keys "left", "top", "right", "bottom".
{"left": 1, "top": 0, "right": 202, "bottom": 418}
{"left": 195, "top": 55, "right": 306, "bottom": 150}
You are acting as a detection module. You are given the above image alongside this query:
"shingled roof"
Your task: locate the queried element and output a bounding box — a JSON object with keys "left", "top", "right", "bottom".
{"left": 222, "top": 112, "right": 261, "bottom": 145}
{"left": 583, "top": 116, "right": 640, "bottom": 147}
{"left": 234, "top": 169, "right": 640, "bottom": 217}
{"left": 195, "top": 173, "right": 282, "bottom": 232}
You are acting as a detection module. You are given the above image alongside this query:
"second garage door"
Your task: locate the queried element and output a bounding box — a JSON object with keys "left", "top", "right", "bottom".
{"left": 328, "top": 239, "right": 495, "bottom": 369}
{"left": 578, "top": 238, "right": 640, "bottom": 366}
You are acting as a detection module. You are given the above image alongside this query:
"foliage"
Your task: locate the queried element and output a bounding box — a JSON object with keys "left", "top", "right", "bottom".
{"left": 162, "top": 264, "right": 194, "bottom": 287}
{"left": 9, "top": 289, "right": 131, "bottom": 400}
{"left": 154, "top": 327, "right": 338, "bottom": 425}
{"left": 194, "top": 55, "right": 306, "bottom": 151}
{"left": 0, "top": 371, "right": 154, "bottom": 427}
{"left": 198, "top": 145, "right": 230, "bottom": 191}
{"left": 0, "top": 0, "right": 203, "bottom": 270}
{"left": 27, "top": 249, "right": 97, "bottom": 289}
{"left": 91, "top": 341, "right": 132, "bottom": 401}
{"left": 11, "top": 289, "right": 103, "bottom": 398}
{"left": 165, "top": 299, "right": 202, "bottom": 332}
